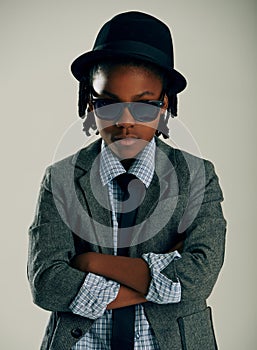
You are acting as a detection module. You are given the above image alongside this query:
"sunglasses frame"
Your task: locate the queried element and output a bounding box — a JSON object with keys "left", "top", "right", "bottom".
{"left": 90, "top": 96, "right": 165, "bottom": 123}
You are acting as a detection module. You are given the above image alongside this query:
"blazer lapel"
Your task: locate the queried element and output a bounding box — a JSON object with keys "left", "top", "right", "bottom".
{"left": 130, "top": 140, "right": 182, "bottom": 250}
{"left": 72, "top": 140, "right": 114, "bottom": 251}
{"left": 135, "top": 141, "right": 179, "bottom": 224}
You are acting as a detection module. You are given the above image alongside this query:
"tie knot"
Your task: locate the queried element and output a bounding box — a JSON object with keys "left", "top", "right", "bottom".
{"left": 115, "top": 173, "right": 137, "bottom": 192}
{"left": 115, "top": 173, "right": 145, "bottom": 204}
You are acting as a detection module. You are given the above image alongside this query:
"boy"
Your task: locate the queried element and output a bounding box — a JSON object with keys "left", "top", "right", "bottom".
{"left": 28, "top": 11, "right": 226, "bottom": 349}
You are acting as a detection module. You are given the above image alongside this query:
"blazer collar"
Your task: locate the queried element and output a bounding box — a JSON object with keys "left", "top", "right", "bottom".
{"left": 70, "top": 136, "right": 178, "bottom": 172}
{"left": 71, "top": 138, "right": 102, "bottom": 172}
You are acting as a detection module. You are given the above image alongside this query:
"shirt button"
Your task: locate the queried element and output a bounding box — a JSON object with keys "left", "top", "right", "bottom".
{"left": 136, "top": 332, "right": 140, "bottom": 339}
{"left": 71, "top": 328, "right": 83, "bottom": 339}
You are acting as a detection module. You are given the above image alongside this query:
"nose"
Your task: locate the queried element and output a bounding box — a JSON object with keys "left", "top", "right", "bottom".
{"left": 116, "top": 104, "right": 136, "bottom": 128}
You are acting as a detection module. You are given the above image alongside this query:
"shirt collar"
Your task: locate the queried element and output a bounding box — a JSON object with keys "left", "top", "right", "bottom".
{"left": 100, "top": 138, "right": 156, "bottom": 188}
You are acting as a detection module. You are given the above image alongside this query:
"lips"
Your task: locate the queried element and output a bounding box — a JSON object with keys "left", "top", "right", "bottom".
{"left": 117, "top": 138, "right": 139, "bottom": 146}
{"left": 112, "top": 134, "right": 139, "bottom": 145}
{"left": 112, "top": 135, "right": 137, "bottom": 146}
{"left": 113, "top": 134, "right": 138, "bottom": 141}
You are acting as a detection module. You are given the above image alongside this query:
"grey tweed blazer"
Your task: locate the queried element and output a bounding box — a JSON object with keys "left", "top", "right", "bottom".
{"left": 28, "top": 137, "right": 226, "bottom": 350}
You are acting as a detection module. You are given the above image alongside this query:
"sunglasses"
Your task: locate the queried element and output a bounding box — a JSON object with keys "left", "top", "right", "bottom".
{"left": 90, "top": 98, "right": 164, "bottom": 123}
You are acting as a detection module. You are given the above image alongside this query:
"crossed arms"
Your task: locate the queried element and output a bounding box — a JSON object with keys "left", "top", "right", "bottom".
{"left": 71, "top": 240, "right": 183, "bottom": 310}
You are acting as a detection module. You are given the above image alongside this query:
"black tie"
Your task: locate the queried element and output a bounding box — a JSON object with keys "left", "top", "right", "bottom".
{"left": 111, "top": 173, "right": 145, "bottom": 350}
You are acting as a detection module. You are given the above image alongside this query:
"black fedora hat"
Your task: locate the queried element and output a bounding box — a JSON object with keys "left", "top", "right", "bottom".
{"left": 71, "top": 11, "right": 187, "bottom": 94}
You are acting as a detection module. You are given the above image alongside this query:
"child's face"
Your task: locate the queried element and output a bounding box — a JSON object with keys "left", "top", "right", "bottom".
{"left": 90, "top": 65, "right": 168, "bottom": 159}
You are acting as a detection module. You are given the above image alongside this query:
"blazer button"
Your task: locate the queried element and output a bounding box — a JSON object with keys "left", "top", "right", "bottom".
{"left": 71, "top": 328, "right": 83, "bottom": 339}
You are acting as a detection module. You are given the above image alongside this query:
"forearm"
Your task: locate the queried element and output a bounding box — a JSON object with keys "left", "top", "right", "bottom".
{"left": 106, "top": 285, "right": 147, "bottom": 309}
{"left": 71, "top": 239, "right": 185, "bottom": 296}
{"left": 72, "top": 253, "right": 151, "bottom": 295}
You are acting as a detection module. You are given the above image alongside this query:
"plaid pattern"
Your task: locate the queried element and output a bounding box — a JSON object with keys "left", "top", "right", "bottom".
{"left": 70, "top": 273, "right": 120, "bottom": 320}
{"left": 142, "top": 252, "right": 181, "bottom": 303}
{"left": 100, "top": 138, "right": 155, "bottom": 188}
{"left": 70, "top": 139, "right": 181, "bottom": 349}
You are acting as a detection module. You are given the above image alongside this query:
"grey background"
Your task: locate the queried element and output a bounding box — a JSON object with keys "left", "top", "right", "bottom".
{"left": 1, "top": 0, "right": 256, "bottom": 348}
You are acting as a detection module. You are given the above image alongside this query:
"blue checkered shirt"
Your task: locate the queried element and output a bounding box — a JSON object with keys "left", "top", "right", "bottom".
{"left": 70, "top": 138, "right": 181, "bottom": 349}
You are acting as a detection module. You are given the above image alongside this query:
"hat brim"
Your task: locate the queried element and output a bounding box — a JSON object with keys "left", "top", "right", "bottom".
{"left": 71, "top": 49, "right": 187, "bottom": 94}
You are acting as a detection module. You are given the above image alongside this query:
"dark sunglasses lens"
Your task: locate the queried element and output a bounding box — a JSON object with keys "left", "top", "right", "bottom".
{"left": 131, "top": 102, "right": 160, "bottom": 122}
{"left": 93, "top": 100, "right": 162, "bottom": 122}
{"left": 94, "top": 100, "right": 121, "bottom": 120}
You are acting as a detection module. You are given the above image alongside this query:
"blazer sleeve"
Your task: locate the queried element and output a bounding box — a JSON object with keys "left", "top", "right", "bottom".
{"left": 27, "top": 166, "right": 87, "bottom": 312}
{"left": 161, "top": 159, "right": 227, "bottom": 301}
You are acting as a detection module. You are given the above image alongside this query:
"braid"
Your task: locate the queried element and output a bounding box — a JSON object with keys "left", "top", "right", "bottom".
{"left": 76, "top": 59, "right": 179, "bottom": 138}
{"left": 168, "top": 94, "right": 177, "bottom": 117}
{"left": 156, "top": 93, "right": 177, "bottom": 139}
{"left": 78, "top": 77, "right": 98, "bottom": 136}
{"left": 82, "top": 110, "right": 98, "bottom": 136}
{"left": 156, "top": 112, "right": 170, "bottom": 139}
{"left": 78, "top": 79, "right": 87, "bottom": 118}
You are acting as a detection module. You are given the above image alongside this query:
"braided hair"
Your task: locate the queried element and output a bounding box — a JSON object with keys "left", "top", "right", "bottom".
{"left": 77, "top": 58, "right": 178, "bottom": 138}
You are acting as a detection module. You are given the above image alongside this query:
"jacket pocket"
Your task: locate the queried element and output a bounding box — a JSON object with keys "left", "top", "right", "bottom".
{"left": 177, "top": 307, "right": 218, "bottom": 350}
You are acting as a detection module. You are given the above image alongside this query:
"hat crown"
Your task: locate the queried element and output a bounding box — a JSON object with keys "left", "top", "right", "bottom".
{"left": 93, "top": 11, "right": 174, "bottom": 67}
{"left": 71, "top": 11, "right": 186, "bottom": 94}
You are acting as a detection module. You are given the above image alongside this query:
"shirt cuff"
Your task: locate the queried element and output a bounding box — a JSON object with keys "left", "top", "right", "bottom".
{"left": 69, "top": 273, "right": 120, "bottom": 320}
{"left": 142, "top": 251, "right": 181, "bottom": 304}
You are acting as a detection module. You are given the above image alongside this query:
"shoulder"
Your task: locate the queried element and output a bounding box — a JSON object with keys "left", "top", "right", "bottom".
{"left": 52, "top": 138, "right": 102, "bottom": 170}
{"left": 155, "top": 138, "right": 223, "bottom": 201}
{"left": 155, "top": 137, "right": 216, "bottom": 177}
{"left": 42, "top": 138, "right": 102, "bottom": 189}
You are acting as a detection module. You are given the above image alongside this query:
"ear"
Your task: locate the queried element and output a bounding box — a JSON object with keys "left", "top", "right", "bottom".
{"left": 87, "top": 101, "right": 94, "bottom": 113}
{"left": 161, "top": 94, "right": 169, "bottom": 113}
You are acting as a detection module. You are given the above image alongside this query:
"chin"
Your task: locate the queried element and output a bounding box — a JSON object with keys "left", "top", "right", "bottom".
{"left": 109, "top": 141, "right": 145, "bottom": 160}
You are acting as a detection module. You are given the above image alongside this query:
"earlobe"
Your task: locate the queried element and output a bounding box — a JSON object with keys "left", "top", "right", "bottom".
{"left": 161, "top": 94, "right": 169, "bottom": 113}
{"left": 87, "top": 102, "right": 94, "bottom": 113}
